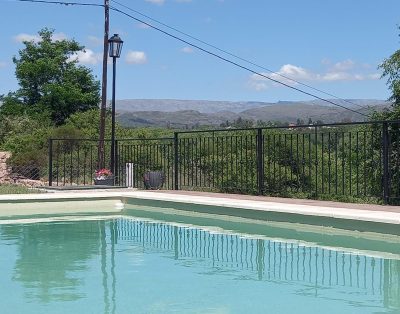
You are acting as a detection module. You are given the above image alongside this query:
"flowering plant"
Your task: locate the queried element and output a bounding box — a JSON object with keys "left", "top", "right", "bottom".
{"left": 95, "top": 169, "right": 113, "bottom": 180}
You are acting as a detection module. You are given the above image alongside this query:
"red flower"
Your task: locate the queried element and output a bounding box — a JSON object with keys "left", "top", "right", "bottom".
{"left": 95, "top": 168, "right": 113, "bottom": 179}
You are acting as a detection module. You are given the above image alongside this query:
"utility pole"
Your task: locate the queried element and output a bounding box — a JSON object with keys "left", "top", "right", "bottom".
{"left": 98, "top": 0, "right": 109, "bottom": 170}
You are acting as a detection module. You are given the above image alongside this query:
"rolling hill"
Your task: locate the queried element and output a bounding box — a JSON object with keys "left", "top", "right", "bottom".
{"left": 116, "top": 99, "right": 391, "bottom": 128}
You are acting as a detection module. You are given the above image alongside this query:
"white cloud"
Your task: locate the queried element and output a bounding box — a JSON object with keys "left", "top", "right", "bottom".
{"left": 249, "top": 64, "right": 315, "bottom": 90}
{"left": 321, "top": 72, "right": 351, "bottom": 81}
{"left": 87, "top": 35, "right": 102, "bottom": 46}
{"left": 250, "top": 81, "right": 270, "bottom": 91}
{"left": 272, "top": 64, "right": 314, "bottom": 81}
{"left": 322, "top": 71, "right": 353, "bottom": 81}
{"left": 125, "top": 51, "right": 147, "bottom": 64}
{"left": 181, "top": 46, "right": 194, "bottom": 53}
{"left": 137, "top": 22, "right": 151, "bottom": 29}
{"left": 14, "top": 33, "right": 41, "bottom": 43}
{"left": 145, "top": 0, "right": 164, "bottom": 4}
{"left": 331, "top": 59, "right": 355, "bottom": 71}
{"left": 52, "top": 33, "right": 68, "bottom": 41}
{"left": 14, "top": 32, "right": 67, "bottom": 43}
{"left": 249, "top": 61, "right": 381, "bottom": 91}
{"left": 366, "top": 73, "right": 381, "bottom": 80}
{"left": 68, "top": 49, "right": 102, "bottom": 65}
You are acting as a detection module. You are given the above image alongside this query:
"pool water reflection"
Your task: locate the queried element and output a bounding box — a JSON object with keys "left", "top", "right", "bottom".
{"left": 0, "top": 213, "right": 399, "bottom": 314}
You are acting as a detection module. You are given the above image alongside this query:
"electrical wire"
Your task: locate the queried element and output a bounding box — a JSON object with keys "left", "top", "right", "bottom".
{"left": 6, "top": 0, "right": 370, "bottom": 117}
{"left": 111, "top": 0, "right": 370, "bottom": 112}
{"left": 10, "top": 0, "right": 104, "bottom": 7}
{"left": 109, "top": 5, "right": 369, "bottom": 118}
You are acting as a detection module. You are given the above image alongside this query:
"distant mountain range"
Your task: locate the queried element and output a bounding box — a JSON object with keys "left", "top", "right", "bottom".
{"left": 116, "top": 99, "right": 391, "bottom": 128}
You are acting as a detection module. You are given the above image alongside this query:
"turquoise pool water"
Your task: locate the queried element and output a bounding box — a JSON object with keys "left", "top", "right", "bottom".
{"left": 0, "top": 207, "right": 399, "bottom": 314}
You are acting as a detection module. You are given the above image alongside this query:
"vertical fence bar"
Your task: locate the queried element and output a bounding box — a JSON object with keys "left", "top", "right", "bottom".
{"left": 349, "top": 132, "right": 352, "bottom": 195}
{"left": 115, "top": 140, "right": 119, "bottom": 186}
{"left": 257, "top": 128, "right": 264, "bottom": 195}
{"left": 314, "top": 126, "right": 318, "bottom": 197}
{"left": 69, "top": 147, "right": 73, "bottom": 185}
{"left": 382, "top": 122, "right": 390, "bottom": 204}
{"left": 83, "top": 150, "right": 87, "bottom": 186}
{"left": 321, "top": 133, "right": 325, "bottom": 194}
{"left": 335, "top": 133, "right": 338, "bottom": 195}
{"left": 77, "top": 143, "right": 80, "bottom": 185}
{"left": 90, "top": 144, "right": 94, "bottom": 185}
{"left": 328, "top": 132, "right": 331, "bottom": 194}
{"left": 284, "top": 134, "right": 287, "bottom": 185}
{"left": 48, "top": 139, "right": 53, "bottom": 186}
{"left": 208, "top": 136, "right": 212, "bottom": 189}
{"left": 341, "top": 132, "right": 345, "bottom": 195}
{"left": 397, "top": 124, "right": 400, "bottom": 198}
{"left": 195, "top": 139, "right": 199, "bottom": 188}
{"left": 174, "top": 132, "right": 179, "bottom": 190}
{"left": 290, "top": 134, "right": 293, "bottom": 191}
{"left": 56, "top": 141, "right": 60, "bottom": 186}
{"left": 356, "top": 132, "right": 359, "bottom": 196}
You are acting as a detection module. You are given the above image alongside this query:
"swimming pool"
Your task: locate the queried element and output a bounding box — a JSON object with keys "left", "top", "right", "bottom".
{"left": 0, "top": 203, "right": 399, "bottom": 314}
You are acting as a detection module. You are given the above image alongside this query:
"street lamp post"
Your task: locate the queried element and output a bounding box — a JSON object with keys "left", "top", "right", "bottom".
{"left": 108, "top": 34, "right": 123, "bottom": 180}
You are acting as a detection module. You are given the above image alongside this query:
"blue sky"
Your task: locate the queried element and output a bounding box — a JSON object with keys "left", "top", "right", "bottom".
{"left": 0, "top": 0, "right": 399, "bottom": 103}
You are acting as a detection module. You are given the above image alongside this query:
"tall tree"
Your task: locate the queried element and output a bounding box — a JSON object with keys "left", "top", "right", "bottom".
{"left": 377, "top": 29, "right": 400, "bottom": 120}
{"left": 0, "top": 28, "right": 100, "bottom": 125}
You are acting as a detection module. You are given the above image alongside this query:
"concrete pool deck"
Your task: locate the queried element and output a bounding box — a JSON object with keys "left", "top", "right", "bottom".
{"left": 0, "top": 189, "right": 400, "bottom": 225}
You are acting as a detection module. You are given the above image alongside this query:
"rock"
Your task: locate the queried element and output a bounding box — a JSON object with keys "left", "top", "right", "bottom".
{"left": 0, "top": 152, "right": 46, "bottom": 187}
{"left": 0, "top": 152, "right": 12, "bottom": 183}
{"left": 14, "top": 179, "right": 46, "bottom": 188}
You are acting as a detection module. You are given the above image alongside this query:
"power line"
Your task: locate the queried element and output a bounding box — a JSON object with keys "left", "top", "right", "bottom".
{"left": 111, "top": 0, "right": 370, "bottom": 112}
{"left": 7, "top": 0, "right": 370, "bottom": 117}
{"left": 10, "top": 0, "right": 104, "bottom": 7}
{"left": 109, "top": 6, "right": 369, "bottom": 118}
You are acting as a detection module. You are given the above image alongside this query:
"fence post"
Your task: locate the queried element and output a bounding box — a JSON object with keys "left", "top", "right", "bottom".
{"left": 174, "top": 132, "right": 179, "bottom": 190}
{"left": 256, "top": 128, "right": 264, "bottom": 195}
{"left": 48, "top": 138, "right": 53, "bottom": 186}
{"left": 382, "top": 122, "right": 390, "bottom": 204}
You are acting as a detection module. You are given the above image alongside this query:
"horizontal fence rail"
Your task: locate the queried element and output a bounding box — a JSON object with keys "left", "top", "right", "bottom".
{"left": 48, "top": 121, "right": 400, "bottom": 203}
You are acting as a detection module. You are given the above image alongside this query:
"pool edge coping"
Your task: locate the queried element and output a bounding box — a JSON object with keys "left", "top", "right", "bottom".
{"left": 0, "top": 190, "right": 399, "bottom": 226}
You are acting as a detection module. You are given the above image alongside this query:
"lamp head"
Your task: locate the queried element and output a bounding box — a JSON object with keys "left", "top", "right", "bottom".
{"left": 108, "top": 34, "right": 123, "bottom": 58}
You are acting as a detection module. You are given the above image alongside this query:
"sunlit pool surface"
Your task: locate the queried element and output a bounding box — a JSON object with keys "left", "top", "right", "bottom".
{"left": 0, "top": 205, "right": 399, "bottom": 314}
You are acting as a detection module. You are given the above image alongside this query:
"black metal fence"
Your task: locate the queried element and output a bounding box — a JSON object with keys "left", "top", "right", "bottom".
{"left": 48, "top": 139, "right": 110, "bottom": 186}
{"left": 48, "top": 120, "right": 400, "bottom": 203}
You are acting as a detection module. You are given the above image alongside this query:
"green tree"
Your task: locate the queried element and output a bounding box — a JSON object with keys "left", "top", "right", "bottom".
{"left": 232, "top": 116, "right": 254, "bottom": 128}
{"left": 0, "top": 28, "right": 100, "bottom": 125}
{"left": 380, "top": 46, "right": 400, "bottom": 105}
{"left": 375, "top": 29, "right": 400, "bottom": 120}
